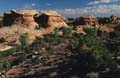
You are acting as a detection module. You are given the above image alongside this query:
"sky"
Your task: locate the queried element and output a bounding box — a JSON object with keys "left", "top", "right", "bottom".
{"left": 0, "top": 0, "right": 120, "bottom": 17}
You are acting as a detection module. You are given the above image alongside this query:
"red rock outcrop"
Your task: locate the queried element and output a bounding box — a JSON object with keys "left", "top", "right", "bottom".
{"left": 82, "top": 16, "right": 99, "bottom": 26}
{"left": 72, "top": 16, "right": 99, "bottom": 26}
{"left": 109, "top": 16, "right": 120, "bottom": 24}
{"left": 35, "top": 11, "right": 67, "bottom": 28}
{"left": 3, "top": 10, "right": 39, "bottom": 28}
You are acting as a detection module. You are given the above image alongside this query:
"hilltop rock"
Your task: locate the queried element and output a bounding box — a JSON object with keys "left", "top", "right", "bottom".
{"left": 35, "top": 11, "right": 67, "bottom": 29}
{"left": 109, "top": 16, "right": 120, "bottom": 24}
{"left": 3, "top": 10, "right": 39, "bottom": 29}
{"left": 0, "top": 10, "right": 68, "bottom": 50}
{"left": 70, "top": 16, "right": 99, "bottom": 26}
{"left": 0, "top": 14, "right": 4, "bottom": 26}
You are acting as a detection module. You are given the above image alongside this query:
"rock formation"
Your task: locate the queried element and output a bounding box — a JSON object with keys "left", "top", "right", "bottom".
{"left": 3, "top": 10, "right": 39, "bottom": 28}
{"left": 98, "top": 26, "right": 114, "bottom": 33}
{"left": 72, "top": 16, "right": 99, "bottom": 26}
{"left": 0, "top": 14, "right": 4, "bottom": 26}
{"left": 74, "top": 26, "right": 86, "bottom": 35}
{"left": 109, "top": 16, "right": 120, "bottom": 24}
{"left": 82, "top": 16, "right": 99, "bottom": 26}
{"left": 35, "top": 11, "right": 67, "bottom": 28}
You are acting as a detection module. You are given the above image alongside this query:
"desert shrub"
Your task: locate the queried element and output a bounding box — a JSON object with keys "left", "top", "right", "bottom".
{"left": 97, "top": 29, "right": 103, "bottom": 36}
{"left": 0, "top": 61, "right": 3, "bottom": 71}
{"left": 91, "top": 39, "right": 112, "bottom": 69}
{"left": 83, "top": 27, "right": 97, "bottom": 36}
{"left": 1, "top": 47, "right": 16, "bottom": 57}
{"left": 19, "top": 33, "right": 29, "bottom": 49}
{"left": 53, "top": 27, "right": 59, "bottom": 41}
{"left": 40, "top": 39, "right": 49, "bottom": 48}
{"left": 15, "top": 45, "right": 22, "bottom": 51}
{"left": 0, "top": 61, "right": 11, "bottom": 71}
{"left": 18, "top": 54, "right": 27, "bottom": 62}
{"left": 61, "top": 27, "right": 72, "bottom": 38}
{"left": 24, "top": 65, "right": 32, "bottom": 73}
{"left": 0, "top": 45, "right": 22, "bottom": 59}
{"left": 48, "top": 27, "right": 64, "bottom": 43}
{"left": 109, "top": 30, "right": 120, "bottom": 38}
{"left": 54, "top": 27, "right": 59, "bottom": 34}
{"left": 47, "top": 46, "right": 54, "bottom": 53}
{"left": 86, "top": 38, "right": 111, "bottom": 70}
{"left": 3, "top": 61, "right": 11, "bottom": 70}
{"left": 71, "top": 33, "right": 112, "bottom": 70}
{"left": 68, "top": 35, "right": 80, "bottom": 49}
{"left": 57, "top": 37, "right": 64, "bottom": 43}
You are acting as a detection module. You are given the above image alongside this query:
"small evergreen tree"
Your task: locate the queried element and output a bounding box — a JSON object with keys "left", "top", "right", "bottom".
{"left": 19, "top": 33, "right": 29, "bottom": 49}
{"left": 53, "top": 27, "right": 59, "bottom": 41}
{"left": 62, "top": 27, "right": 72, "bottom": 38}
{"left": 0, "top": 61, "right": 3, "bottom": 71}
{"left": 83, "top": 27, "right": 97, "bottom": 36}
{"left": 73, "top": 33, "right": 112, "bottom": 70}
{"left": 3, "top": 61, "right": 11, "bottom": 70}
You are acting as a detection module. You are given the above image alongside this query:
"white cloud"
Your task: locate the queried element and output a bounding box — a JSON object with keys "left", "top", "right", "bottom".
{"left": 56, "top": 4, "right": 120, "bottom": 16}
{"left": 22, "top": 3, "right": 36, "bottom": 10}
{"left": 88, "top": 0, "right": 118, "bottom": 5}
{"left": 46, "top": 3, "right": 52, "bottom": 6}
{"left": 31, "top": 3, "right": 36, "bottom": 6}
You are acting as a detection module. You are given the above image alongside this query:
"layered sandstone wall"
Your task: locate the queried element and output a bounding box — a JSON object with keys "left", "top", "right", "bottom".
{"left": 3, "top": 10, "right": 39, "bottom": 29}
{"left": 35, "top": 11, "right": 67, "bottom": 28}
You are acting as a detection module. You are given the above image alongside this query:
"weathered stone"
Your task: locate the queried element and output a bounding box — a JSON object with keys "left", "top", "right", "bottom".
{"left": 109, "top": 16, "right": 120, "bottom": 24}
{"left": 35, "top": 11, "right": 67, "bottom": 28}
{"left": 74, "top": 26, "right": 86, "bottom": 34}
{"left": 3, "top": 10, "right": 39, "bottom": 29}
{"left": 72, "top": 16, "right": 99, "bottom": 26}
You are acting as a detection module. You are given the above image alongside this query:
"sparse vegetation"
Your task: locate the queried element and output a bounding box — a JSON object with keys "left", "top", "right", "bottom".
{"left": 0, "top": 16, "right": 119, "bottom": 78}
{"left": 61, "top": 27, "right": 72, "bottom": 38}
{"left": 68, "top": 29, "right": 112, "bottom": 71}
{"left": 0, "top": 61, "right": 11, "bottom": 71}
{"left": 0, "top": 47, "right": 16, "bottom": 58}
{"left": 19, "top": 33, "right": 29, "bottom": 49}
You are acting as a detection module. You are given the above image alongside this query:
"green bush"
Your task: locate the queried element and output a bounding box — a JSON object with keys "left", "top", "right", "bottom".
{"left": 69, "top": 35, "right": 80, "bottom": 49}
{"left": 47, "top": 46, "right": 54, "bottom": 53}
{"left": 71, "top": 33, "right": 112, "bottom": 70}
{"left": 19, "top": 33, "right": 29, "bottom": 49}
{"left": 1, "top": 47, "right": 16, "bottom": 57}
{"left": 53, "top": 27, "right": 59, "bottom": 41}
{"left": 97, "top": 29, "right": 102, "bottom": 36}
{"left": 0, "top": 61, "right": 11, "bottom": 71}
{"left": 24, "top": 65, "right": 32, "bottom": 73}
{"left": 109, "top": 30, "right": 120, "bottom": 38}
{"left": 40, "top": 38, "right": 49, "bottom": 48}
{"left": 91, "top": 39, "right": 112, "bottom": 69}
{"left": 3, "top": 61, "right": 11, "bottom": 70}
{"left": 85, "top": 37, "right": 111, "bottom": 69}
{"left": 61, "top": 27, "right": 72, "bottom": 38}
{"left": 83, "top": 27, "right": 97, "bottom": 36}
{"left": 19, "top": 54, "right": 27, "bottom": 62}
{"left": 0, "top": 45, "right": 22, "bottom": 59}
{"left": 0, "top": 61, "right": 3, "bottom": 71}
